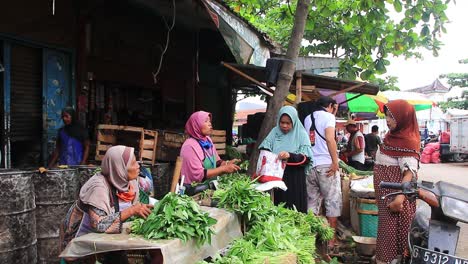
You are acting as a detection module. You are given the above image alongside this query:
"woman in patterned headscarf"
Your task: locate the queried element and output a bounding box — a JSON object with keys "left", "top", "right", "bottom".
{"left": 373, "top": 100, "right": 421, "bottom": 264}
{"left": 258, "top": 106, "right": 313, "bottom": 213}
{"left": 180, "top": 111, "right": 240, "bottom": 184}
{"left": 59, "top": 146, "right": 153, "bottom": 255}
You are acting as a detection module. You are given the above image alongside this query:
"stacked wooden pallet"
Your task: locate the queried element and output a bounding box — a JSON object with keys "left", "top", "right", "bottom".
{"left": 95, "top": 125, "right": 227, "bottom": 163}
{"left": 95, "top": 124, "right": 158, "bottom": 165}
{"left": 155, "top": 130, "right": 187, "bottom": 162}
{"left": 212, "top": 130, "right": 227, "bottom": 155}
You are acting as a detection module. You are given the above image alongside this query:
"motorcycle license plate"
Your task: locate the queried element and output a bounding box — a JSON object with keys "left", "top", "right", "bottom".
{"left": 411, "top": 246, "right": 468, "bottom": 264}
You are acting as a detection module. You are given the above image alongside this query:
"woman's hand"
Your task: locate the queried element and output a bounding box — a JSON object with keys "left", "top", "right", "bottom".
{"left": 222, "top": 163, "right": 241, "bottom": 173}
{"left": 388, "top": 195, "right": 405, "bottom": 213}
{"left": 278, "top": 151, "right": 290, "bottom": 160}
{"left": 226, "top": 159, "right": 241, "bottom": 165}
{"left": 132, "top": 203, "right": 154, "bottom": 219}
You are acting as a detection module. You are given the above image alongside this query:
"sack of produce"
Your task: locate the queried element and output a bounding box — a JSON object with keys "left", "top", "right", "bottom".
{"left": 431, "top": 151, "right": 441, "bottom": 163}
{"left": 420, "top": 153, "right": 431, "bottom": 164}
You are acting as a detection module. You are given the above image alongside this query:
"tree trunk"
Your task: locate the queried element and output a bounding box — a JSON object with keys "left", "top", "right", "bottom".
{"left": 248, "top": 0, "right": 312, "bottom": 174}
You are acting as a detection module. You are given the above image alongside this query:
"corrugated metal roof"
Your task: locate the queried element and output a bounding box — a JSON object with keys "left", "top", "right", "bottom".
{"left": 211, "top": 0, "right": 282, "bottom": 52}
{"left": 226, "top": 63, "right": 379, "bottom": 95}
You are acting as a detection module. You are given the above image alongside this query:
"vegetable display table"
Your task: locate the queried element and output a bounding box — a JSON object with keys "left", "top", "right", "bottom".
{"left": 59, "top": 207, "right": 241, "bottom": 264}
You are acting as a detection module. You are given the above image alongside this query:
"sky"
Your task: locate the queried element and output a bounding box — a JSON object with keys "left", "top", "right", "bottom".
{"left": 385, "top": 1, "right": 468, "bottom": 90}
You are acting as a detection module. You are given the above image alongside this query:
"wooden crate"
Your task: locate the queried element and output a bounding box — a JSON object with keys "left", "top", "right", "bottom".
{"left": 95, "top": 124, "right": 158, "bottom": 166}
{"left": 153, "top": 129, "right": 226, "bottom": 161}
{"left": 212, "top": 130, "right": 227, "bottom": 155}
{"left": 155, "top": 130, "right": 187, "bottom": 162}
{"left": 142, "top": 129, "right": 158, "bottom": 165}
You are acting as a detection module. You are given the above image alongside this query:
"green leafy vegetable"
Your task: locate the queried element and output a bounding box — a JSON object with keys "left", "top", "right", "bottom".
{"left": 131, "top": 192, "right": 217, "bottom": 246}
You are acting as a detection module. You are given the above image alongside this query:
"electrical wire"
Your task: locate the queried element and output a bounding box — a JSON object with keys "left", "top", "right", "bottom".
{"left": 152, "top": 0, "right": 176, "bottom": 84}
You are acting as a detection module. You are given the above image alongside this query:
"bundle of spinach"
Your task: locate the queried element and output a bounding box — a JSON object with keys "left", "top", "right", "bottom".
{"left": 275, "top": 205, "right": 334, "bottom": 242}
{"left": 216, "top": 172, "right": 251, "bottom": 189}
{"left": 199, "top": 238, "right": 300, "bottom": 264}
{"left": 131, "top": 192, "right": 217, "bottom": 246}
{"left": 213, "top": 175, "right": 275, "bottom": 226}
{"left": 304, "top": 211, "right": 335, "bottom": 242}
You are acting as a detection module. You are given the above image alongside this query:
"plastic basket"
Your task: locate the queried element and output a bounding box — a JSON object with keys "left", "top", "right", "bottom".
{"left": 357, "top": 198, "right": 378, "bottom": 238}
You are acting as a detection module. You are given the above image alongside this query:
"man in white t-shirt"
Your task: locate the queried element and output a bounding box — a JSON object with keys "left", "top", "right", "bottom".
{"left": 304, "top": 96, "right": 342, "bottom": 250}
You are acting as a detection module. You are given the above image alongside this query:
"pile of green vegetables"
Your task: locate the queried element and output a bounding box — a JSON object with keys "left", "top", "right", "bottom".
{"left": 214, "top": 175, "right": 273, "bottom": 226}
{"left": 201, "top": 172, "right": 334, "bottom": 264}
{"left": 131, "top": 192, "right": 217, "bottom": 246}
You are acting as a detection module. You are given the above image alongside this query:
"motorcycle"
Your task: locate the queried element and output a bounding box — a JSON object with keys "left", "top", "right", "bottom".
{"left": 379, "top": 180, "right": 468, "bottom": 264}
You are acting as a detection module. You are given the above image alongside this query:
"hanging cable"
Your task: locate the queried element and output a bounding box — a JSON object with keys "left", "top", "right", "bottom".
{"left": 152, "top": 0, "right": 176, "bottom": 84}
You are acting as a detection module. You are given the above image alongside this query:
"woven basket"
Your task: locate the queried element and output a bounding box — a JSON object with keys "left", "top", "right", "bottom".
{"left": 357, "top": 198, "right": 378, "bottom": 238}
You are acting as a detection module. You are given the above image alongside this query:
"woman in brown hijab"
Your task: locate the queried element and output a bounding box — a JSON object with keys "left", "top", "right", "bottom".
{"left": 60, "top": 145, "right": 153, "bottom": 260}
{"left": 373, "top": 100, "right": 421, "bottom": 264}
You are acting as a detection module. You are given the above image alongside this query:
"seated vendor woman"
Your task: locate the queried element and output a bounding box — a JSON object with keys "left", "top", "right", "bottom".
{"left": 180, "top": 111, "right": 240, "bottom": 184}
{"left": 59, "top": 145, "right": 155, "bottom": 263}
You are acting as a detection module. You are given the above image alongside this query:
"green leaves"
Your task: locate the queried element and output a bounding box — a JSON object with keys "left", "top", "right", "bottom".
{"left": 225, "top": 0, "right": 452, "bottom": 81}
{"left": 214, "top": 174, "right": 274, "bottom": 226}
{"left": 209, "top": 173, "right": 334, "bottom": 264}
{"left": 394, "top": 0, "right": 403, "bottom": 12}
{"left": 131, "top": 193, "right": 217, "bottom": 247}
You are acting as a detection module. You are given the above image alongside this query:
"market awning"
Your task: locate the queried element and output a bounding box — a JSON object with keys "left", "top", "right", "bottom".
{"left": 201, "top": 0, "right": 273, "bottom": 66}
{"left": 226, "top": 63, "right": 380, "bottom": 95}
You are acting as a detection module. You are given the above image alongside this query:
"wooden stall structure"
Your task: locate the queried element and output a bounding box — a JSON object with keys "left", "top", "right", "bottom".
{"left": 212, "top": 130, "right": 227, "bottom": 155}
{"left": 96, "top": 125, "right": 227, "bottom": 164}
{"left": 95, "top": 125, "right": 158, "bottom": 166}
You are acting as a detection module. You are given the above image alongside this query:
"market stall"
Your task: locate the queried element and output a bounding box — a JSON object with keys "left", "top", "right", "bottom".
{"left": 338, "top": 160, "right": 378, "bottom": 258}
{"left": 59, "top": 207, "right": 242, "bottom": 264}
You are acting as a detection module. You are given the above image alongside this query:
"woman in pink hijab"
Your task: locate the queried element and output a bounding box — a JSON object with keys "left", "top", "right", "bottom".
{"left": 180, "top": 111, "right": 240, "bottom": 184}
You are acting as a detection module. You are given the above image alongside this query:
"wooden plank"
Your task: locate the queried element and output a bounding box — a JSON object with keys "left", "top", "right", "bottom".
{"left": 141, "top": 150, "right": 155, "bottom": 160}
{"left": 143, "top": 139, "right": 155, "bottom": 149}
{"left": 144, "top": 130, "right": 158, "bottom": 137}
{"left": 290, "top": 84, "right": 316, "bottom": 91}
{"left": 170, "top": 157, "right": 183, "bottom": 193}
{"left": 211, "top": 130, "right": 226, "bottom": 136}
{"left": 95, "top": 125, "right": 159, "bottom": 166}
{"left": 295, "top": 71, "right": 302, "bottom": 104}
{"left": 211, "top": 136, "right": 226, "bottom": 143}
{"left": 97, "top": 124, "right": 144, "bottom": 133}
{"left": 214, "top": 143, "right": 226, "bottom": 149}
{"left": 221, "top": 62, "right": 295, "bottom": 104}
{"left": 163, "top": 141, "right": 183, "bottom": 148}
{"left": 217, "top": 150, "right": 226, "bottom": 155}
{"left": 164, "top": 132, "right": 186, "bottom": 143}
{"left": 329, "top": 82, "right": 366, "bottom": 97}
{"left": 97, "top": 132, "right": 116, "bottom": 144}
{"left": 97, "top": 144, "right": 112, "bottom": 151}
{"left": 97, "top": 124, "right": 120, "bottom": 130}
{"left": 145, "top": 130, "right": 158, "bottom": 165}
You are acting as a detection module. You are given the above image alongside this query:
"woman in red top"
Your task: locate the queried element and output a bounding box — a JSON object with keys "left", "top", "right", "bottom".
{"left": 373, "top": 100, "right": 421, "bottom": 264}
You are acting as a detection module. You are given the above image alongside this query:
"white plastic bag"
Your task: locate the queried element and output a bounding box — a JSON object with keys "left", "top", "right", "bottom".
{"left": 255, "top": 150, "right": 286, "bottom": 183}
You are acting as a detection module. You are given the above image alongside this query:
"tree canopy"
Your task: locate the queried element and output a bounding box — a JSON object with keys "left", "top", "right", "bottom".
{"left": 370, "top": 75, "right": 401, "bottom": 91}
{"left": 439, "top": 58, "right": 468, "bottom": 88}
{"left": 226, "top": 0, "right": 452, "bottom": 81}
{"left": 439, "top": 58, "right": 468, "bottom": 110}
{"left": 438, "top": 90, "right": 468, "bottom": 111}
